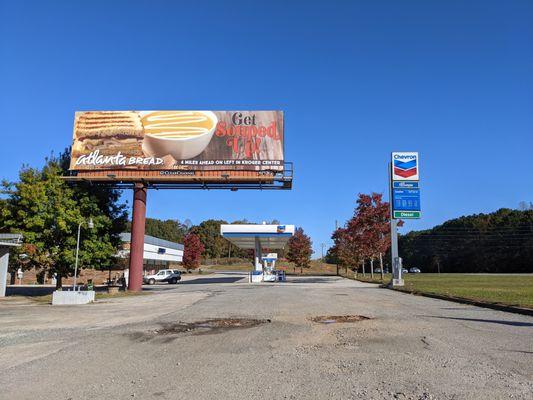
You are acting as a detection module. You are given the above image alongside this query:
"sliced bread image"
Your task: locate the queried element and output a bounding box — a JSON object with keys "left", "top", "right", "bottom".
{"left": 72, "top": 111, "right": 144, "bottom": 157}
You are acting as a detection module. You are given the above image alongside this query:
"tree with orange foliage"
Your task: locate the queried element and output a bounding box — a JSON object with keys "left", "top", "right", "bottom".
{"left": 182, "top": 233, "right": 205, "bottom": 271}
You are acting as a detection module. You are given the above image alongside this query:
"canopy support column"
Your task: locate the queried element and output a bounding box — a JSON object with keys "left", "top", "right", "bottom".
{"left": 0, "top": 248, "right": 9, "bottom": 297}
{"left": 254, "top": 236, "right": 262, "bottom": 271}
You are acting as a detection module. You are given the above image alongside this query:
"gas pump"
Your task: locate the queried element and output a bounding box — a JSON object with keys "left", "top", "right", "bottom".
{"left": 262, "top": 253, "right": 278, "bottom": 282}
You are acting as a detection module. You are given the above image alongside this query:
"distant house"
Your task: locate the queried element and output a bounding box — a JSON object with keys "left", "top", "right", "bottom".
{"left": 118, "top": 233, "right": 184, "bottom": 273}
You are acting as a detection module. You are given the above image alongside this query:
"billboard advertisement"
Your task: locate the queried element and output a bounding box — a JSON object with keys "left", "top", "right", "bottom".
{"left": 69, "top": 111, "right": 284, "bottom": 172}
{"left": 391, "top": 152, "right": 419, "bottom": 181}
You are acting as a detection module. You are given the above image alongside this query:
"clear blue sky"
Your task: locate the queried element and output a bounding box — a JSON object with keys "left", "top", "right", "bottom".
{"left": 1, "top": 0, "right": 532, "bottom": 255}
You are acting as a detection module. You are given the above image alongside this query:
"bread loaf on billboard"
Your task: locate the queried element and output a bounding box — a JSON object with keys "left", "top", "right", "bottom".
{"left": 73, "top": 111, "right": 144, "bottom": 157}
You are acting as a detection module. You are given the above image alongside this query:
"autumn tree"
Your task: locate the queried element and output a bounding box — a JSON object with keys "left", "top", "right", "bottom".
{"left": 352, "top": 193, "right": 393, "bottom": 279}
{"left": 328, "top": 193, "right": 396, "bottom": 280}
{"left": 182, "top": 233, "right": 204, "bottom": 271}
{"left": 286, "top": 227, "right": 313, "bottom": 274}
{"left": 330, "top": 227, "right": 355, "bottom": 275}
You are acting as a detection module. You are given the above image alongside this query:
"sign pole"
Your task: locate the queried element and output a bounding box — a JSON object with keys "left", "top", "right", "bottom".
{"left": 388, "top": 162, "right": 403, "bottom": 287}
{"left": 128, "top": 183, "right": 147, "bottom": 291}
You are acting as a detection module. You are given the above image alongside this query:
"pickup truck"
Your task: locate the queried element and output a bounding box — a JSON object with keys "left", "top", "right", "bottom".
{"left": 143, "top": 269, "right": 182, "bottom": 285}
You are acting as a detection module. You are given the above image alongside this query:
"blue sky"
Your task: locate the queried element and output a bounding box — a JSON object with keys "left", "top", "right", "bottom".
{"left": 1, "top": 0, "right": 532, "bottom": 255}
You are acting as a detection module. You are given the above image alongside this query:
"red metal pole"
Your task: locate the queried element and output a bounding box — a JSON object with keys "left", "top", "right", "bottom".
{"left": 128, "top": 183, "right": 147, "bottom": 291}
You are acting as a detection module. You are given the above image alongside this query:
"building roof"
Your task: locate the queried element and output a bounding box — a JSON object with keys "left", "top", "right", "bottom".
{"left": 220, "top": 224, "right": 295, "bottom": 250}
{"left": 120, "top": 233, "right": 184, "bottom": 251}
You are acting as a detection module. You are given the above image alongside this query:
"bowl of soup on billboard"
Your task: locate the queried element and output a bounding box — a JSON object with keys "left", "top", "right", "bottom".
{"left": 141, "top": 111, "right": 218, "bottom": 160}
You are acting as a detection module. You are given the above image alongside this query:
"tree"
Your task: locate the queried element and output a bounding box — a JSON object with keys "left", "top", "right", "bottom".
{"left": 399, "top": 208, "right": 533, "bottom": 273}
{"left": 330, "top": 226, "right": 358, "bottom": 275}
{"left": 286, "top": 227, "right": 313, "bottom": 274}
{"left": 0, "top": 150, "right": 127, "bottom": 287}
{"left": 190, "top": 219, "right": 228, "bottom": 260}
{"left": 182, "top": 233, "right": 204, "bottom": 271}
{"left": 329, "top": 193, "right": 398, "bottom": 279}
{"left": 189, "top": 219, "right": 250, "bottom": 261}
{"left": 352, "top": 193, "right": 394, "bottom": 280}
{"left": 140, "top": 218, "right": 188, "bottom": 243}
{"left": 324, "top": 246, "right": 339, "bottom": 265}
{"left": 518, "top": 201, "right": 533, "bottom": 211}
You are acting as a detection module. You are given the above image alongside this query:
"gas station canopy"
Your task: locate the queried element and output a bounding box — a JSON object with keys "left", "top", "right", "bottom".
{"left": 220, "top": 224, "right": 295, "bottom": 249}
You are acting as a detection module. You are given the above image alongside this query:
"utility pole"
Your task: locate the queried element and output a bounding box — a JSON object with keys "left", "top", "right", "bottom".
{"left": 321, "top": 243, "right": 325, "bottom": 261}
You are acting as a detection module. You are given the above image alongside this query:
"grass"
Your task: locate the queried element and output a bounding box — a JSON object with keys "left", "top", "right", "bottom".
{"left": 356, "top": 273, "right": 533, "bottom": 309}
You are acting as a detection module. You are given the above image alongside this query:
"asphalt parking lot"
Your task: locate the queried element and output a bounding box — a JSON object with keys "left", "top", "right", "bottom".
{"left": 0, "top": 273, "right": 531, "bottom": 399}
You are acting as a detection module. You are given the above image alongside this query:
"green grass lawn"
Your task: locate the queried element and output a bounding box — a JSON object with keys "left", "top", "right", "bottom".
{"left": 357, "top": 273, "right": 533, "bottom": 309}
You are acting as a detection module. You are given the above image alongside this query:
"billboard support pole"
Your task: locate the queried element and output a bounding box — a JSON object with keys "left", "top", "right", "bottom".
{"left": 128, "top": 183, "right": 147, "bottom": 291}
{"left": 388, "top": 162, "right": 403, "bottom": 287}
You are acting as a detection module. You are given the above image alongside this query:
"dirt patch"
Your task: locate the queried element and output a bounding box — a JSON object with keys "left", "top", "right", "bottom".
{"left": 158, "top": 318, "right": 270, "bottom": 335}
{"left": 310, "top": 315, "right": 371, "bottom": 324}
{"left": 130, "top": 318, "right": 271, "bottom": 341}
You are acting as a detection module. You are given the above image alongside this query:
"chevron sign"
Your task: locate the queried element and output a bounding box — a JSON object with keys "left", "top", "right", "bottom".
{"left": 392, "top": 152, "right": 419, "bottom": 181}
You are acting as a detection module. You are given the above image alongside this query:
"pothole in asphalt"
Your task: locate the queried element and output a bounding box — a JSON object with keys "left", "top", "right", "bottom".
{"left": 154, "top": 318, "right": 270, "bottom": 336}
{"left": 310, "top": 315, "right": 371, "bottom": 324}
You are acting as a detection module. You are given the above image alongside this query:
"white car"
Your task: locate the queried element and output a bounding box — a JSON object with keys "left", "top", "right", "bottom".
{"left": 409, "top": 267, "right": 421, "bottom": 273}
{"left": 143, "top": 269, "right": 181, "bottom": 285}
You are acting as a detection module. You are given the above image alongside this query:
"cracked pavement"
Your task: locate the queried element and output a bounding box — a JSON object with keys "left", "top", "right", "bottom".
{"left": 0, "top": 273, "right": 531, "bottom": 399}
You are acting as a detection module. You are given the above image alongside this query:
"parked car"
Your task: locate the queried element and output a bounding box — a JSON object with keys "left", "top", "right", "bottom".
{"left": 402, "top": 268, "right": 409, "bottom": 274}
{"left": 143, "top": 269, "right": 181, "bottom": 285}
{"left": 409, "top": 267, "right": 421, "bottom": 273}
{"left": 374, "top": 268, "right": 382, "bottom": 273}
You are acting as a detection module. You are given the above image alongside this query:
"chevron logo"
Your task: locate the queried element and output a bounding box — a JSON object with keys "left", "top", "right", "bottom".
{"left": 392, "top": 152, "right": 419, "bottom": 180}
{"left": 393, "top": 159, "right": 417, "bottom": 178}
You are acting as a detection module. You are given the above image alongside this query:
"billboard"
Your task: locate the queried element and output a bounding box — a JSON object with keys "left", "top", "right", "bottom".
{"left": 391, "top": 152, "right": 419, "bottom": 181}
{"left": 69, "top": 111, "right": 284, "bottom": 172}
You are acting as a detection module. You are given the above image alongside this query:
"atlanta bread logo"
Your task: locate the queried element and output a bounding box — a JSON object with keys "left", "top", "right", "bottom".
{"left": 392, "top": 152, "right": 419, "bottom": 181}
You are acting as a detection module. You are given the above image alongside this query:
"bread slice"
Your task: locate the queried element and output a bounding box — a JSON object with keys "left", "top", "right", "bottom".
{"left": 72, "top": 111, "right": 144, "bottom": 157}
{"left": 75, "top": 111, "right": 143, "bottom": 139}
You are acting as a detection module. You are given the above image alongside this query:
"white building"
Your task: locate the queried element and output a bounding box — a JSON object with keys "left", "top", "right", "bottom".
{"left": 119, "top": 233, "right": 183, "bottom": 272}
